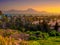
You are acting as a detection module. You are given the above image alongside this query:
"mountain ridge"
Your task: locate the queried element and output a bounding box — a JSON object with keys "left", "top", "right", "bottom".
{"left": 3, "top": 8, "right": 48, "bottom": 15}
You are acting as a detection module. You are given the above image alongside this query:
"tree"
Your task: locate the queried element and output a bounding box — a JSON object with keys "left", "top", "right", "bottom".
{"left": 0, "top": 11, "right": 2, "bottom": 15}
{"left": 54, "top": 22, "right": 58, "bottom": 31}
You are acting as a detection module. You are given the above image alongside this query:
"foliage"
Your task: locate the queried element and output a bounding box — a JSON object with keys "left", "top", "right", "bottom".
{"left": 0, "top": 29, "right": 60, "bottom": 45}
{"left": 29, "top": 35, "right": 37, "bottom": 40}
{"left": 49, "top": 30, "right": 57, "bottom": 36}
{"left": 42, "top": 33, "right": 49, "bottom": 39}
{"left": 56, "top": 32, "right": 60, "bottom": 36}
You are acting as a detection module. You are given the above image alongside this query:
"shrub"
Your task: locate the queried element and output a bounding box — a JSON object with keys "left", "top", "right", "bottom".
{"left": 35, "top": 31, "right": 43, "bottom": 37}
{"left": 42, "top": 33, "right": 49, "bottom": 39}
{"left": 49, "top": 30, "right": 57, "bottom": 36}
{"left": 56, "top": 32, "right": 60, "bottom": 36}
{"left": 26, "top": 31, "right": 31, "bottom": 34}
{"left": 20, "top": 27, "right": 26, "bottom": 32}
{"left": 3, "top": 31, "right": 11, "bottom": 37}
{"left": 29, "top": 35, "right": 37, "bottom": 40}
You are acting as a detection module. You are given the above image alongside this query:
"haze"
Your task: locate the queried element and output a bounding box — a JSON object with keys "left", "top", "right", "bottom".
{"left": 0, "top": 0, "right": 60, "bottom": 13}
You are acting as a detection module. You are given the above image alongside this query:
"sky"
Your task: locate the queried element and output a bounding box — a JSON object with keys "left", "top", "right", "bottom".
{"left": 0, "top": 0, "right": 60, "bottom": 13}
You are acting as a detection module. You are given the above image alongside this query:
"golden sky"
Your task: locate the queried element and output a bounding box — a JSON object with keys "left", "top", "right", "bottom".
{"left": 0, "top": 0, "right": 60, "bottom": 13}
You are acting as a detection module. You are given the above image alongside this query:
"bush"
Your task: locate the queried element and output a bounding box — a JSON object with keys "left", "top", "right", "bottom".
{"left": 20, "top": 27, "right": 26, "bottom": 32}
{"left": 56, "top": 32, "right": 60, "bottom": 36}
{"left": 29, "top": 35, "right": 37, "bottom": 40}
{"left": 35, "top": 31, "right": 43, "bottom": 38}
{"left": 42, "top": 33, "right": 49, "bottom": 39}
{"left": 49, "top": 30, "right": 57, "bottom": 36}
{"left": 3, "top": 31, "right": 11, "bottom": 37}
{"left": 26, "top": 31, "right": 32, "bottom": 34}
{"left": 35, "top": 31, "right": 42, "bottom": 35}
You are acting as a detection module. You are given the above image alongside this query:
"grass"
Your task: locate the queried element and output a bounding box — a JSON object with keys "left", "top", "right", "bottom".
{"left": 28, "top": 37, "right": 60, "bottom": 45}
{"left": 0, "top": 29, "right": 60, "bottom": 45}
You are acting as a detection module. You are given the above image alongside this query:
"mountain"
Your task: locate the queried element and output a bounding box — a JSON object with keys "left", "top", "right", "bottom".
{"left": 3, "top": 8, "right": 48, "bottom": 15}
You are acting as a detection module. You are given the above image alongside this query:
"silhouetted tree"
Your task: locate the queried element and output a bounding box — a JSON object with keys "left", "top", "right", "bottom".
{"left": 0, "top": 11, "right": 2, "bottom": 15}
{"left": 42, "top": 19, "right": 50, "bottom": 32}
{"left": 54, "top": 21, "right": 58, "bottom": 31}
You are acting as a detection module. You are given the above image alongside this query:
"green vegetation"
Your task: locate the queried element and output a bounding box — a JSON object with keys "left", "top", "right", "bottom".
{"left": 0, "top": 29, "right": 59, "bottom": 45}
{"left": 0, "top": 13, "right": 60, "bottom": 45}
